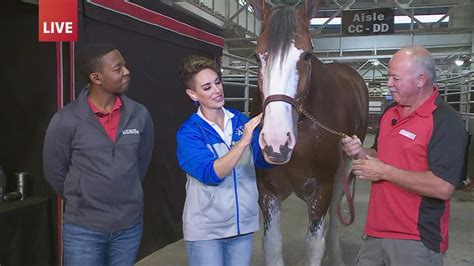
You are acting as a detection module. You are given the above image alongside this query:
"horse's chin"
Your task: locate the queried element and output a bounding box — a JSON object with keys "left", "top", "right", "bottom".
{"left": 263, "top": 151, "right": 292, "bottom": 165}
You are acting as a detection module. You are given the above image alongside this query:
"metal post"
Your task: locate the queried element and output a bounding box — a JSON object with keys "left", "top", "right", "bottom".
{"left": 225, "top": 0, "right": 229, "bottom": 20}
{"left": 245, "top": 2, "right": 248, "bottom": 33}
{"left": 235, "top": 0, "right": 239, "bottom": 26}
{"left": 444, "top": 82, "right": 448, "bottom": 102}
{"left": 222, "top": 52, "right": 258, "bottom": 115}
{"left": 466, "top": 74, "right": 472, "bottom": 132}
{"left": 461, "top": 78, "right": 467, "bottom": 114}
{"left": 244, "top": 61, "right": 250, "bottom": 114}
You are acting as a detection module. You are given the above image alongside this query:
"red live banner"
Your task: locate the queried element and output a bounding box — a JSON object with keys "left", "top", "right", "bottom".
{"left": 39, "top": 0, "right": 78, "bottom": 42}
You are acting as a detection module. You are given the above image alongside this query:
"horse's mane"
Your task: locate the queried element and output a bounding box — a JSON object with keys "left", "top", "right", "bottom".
{"left": 267, "top": 5, "right": 297, "bottom": 68}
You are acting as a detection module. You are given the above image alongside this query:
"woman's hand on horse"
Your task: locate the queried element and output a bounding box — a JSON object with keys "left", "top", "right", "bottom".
{"left": 239, "top": 113, "right": 263, "bottom": 146}
{"left": 341, "top": 135, "right": 367, "bottom": 159}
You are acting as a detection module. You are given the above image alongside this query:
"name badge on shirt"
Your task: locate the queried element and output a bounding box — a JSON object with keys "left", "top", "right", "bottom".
{"left": 399, "top": 129, "right": 416, "bottom": 140}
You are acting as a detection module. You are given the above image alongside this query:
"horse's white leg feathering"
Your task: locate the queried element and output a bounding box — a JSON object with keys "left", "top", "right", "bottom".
{"left": 263, "top": 197, "right": 284, "bottom": 266}
{"left": 305, "top": 217, "right": 326, "bottom": 266}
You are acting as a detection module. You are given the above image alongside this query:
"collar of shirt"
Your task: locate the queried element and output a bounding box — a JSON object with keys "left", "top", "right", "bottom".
{"left": 87, "top": 95, "right": 123, "bottom": 116}
{"left": 393, "top": 88, "right": 439, "bottom": 120}
{"left": 197, "top": 107, "right": 235, "bottom": 146}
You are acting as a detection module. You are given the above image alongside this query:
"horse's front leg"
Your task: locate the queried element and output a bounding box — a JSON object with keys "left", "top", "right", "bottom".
{"left": 304, "top": 178, "right": 333, "bottom": 266}
{"left": 259, "top": 185, "right": 284, "bottom": 266}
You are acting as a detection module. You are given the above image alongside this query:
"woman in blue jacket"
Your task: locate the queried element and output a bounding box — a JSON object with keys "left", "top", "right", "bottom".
{"left": 176, "top": 55, "right": 272, "bottom": 266}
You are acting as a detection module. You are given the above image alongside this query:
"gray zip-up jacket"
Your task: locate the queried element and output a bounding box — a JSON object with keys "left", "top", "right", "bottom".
{"left": 43, "top": 89, "right": 154, "bottom": 233}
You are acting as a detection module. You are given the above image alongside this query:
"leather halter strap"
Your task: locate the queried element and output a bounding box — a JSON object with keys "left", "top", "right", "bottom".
{"left": 262, "top": 94, "right": 298, "bottom": 110}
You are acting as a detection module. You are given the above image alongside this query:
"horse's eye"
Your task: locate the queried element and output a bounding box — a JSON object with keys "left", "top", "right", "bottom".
{"left": 256, "top": 52, "right": 268, "bottom": 63}
{"left": 303, "top": 52, "right": 312, "bottom": 61}
{"left": 254, "top": 53, "right": 260, "bottom": 63}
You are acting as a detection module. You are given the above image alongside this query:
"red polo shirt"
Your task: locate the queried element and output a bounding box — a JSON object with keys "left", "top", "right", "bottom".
{"left": 88, "top": 96, "right": 122, "bottom": 143}
{"left": 367, "top": 89, "right": 467, "bottom": 253}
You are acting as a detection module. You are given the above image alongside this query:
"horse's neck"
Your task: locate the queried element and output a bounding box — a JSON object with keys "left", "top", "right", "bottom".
{"left": 306, "top": 61, "right": 338, "bottom": 112}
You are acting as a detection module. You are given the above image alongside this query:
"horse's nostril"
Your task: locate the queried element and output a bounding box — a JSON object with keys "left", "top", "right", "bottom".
{"left": 287, "top": 132, "right": 293, "bottom": 148}
{"left": 259, "top": 132, "right": 268, "bottom": 148}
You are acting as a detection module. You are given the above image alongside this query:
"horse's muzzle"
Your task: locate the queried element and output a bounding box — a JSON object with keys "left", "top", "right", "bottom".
{"left": 262, "top": 143, "right": 292, "bottom": 164}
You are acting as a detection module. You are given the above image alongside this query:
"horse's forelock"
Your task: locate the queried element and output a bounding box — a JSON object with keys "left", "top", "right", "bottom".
{"left": 267, "top": 6, "right": 297, "bottom": 68}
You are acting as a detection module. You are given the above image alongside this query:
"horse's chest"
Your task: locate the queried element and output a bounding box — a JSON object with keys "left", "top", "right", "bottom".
{"left": 293, "top": 130, "right": 338, "bottom": 161}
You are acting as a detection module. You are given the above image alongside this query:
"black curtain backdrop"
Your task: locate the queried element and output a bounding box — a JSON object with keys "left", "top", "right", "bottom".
{"left": 0, "top": 1, "right": 58, "bottom": 200}
{"left": 0, "top": 1, "right": 58, "bottom": 265}
{"left": 0, "top": 0, "right": 223, "bottom": 263}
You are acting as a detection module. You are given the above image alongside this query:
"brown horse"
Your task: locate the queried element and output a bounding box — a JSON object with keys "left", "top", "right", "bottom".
{"left": 248, "top": 1, "right": 368, "bottom": 265}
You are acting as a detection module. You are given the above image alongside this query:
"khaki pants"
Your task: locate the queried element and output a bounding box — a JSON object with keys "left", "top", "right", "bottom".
{"left": 355, "top": 236, "right": 444, "bottom": 266}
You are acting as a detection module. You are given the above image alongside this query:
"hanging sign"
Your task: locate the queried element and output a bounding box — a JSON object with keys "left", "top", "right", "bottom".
{"left": 342, "top": 8, "right": 394, "bottom": 36}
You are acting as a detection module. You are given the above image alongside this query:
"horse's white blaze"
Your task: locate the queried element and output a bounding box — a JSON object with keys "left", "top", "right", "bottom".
{"left": 261, "top": 102, "right": 295, "bottom": 152}
{"left": 259, "top": 43, "right": 303, "bottom": 155}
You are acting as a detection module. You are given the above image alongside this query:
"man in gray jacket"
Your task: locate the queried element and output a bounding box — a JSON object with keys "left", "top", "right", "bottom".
{"left": 43, "top": 43, "right": 154, "bottom": 265}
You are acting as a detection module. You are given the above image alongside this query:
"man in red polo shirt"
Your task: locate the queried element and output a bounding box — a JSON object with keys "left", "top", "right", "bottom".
{"left": 43, "top": 43, "right": 154, "bottom": 265}
{"left": 342, "top": 46, "right": 467, "bottom": 266}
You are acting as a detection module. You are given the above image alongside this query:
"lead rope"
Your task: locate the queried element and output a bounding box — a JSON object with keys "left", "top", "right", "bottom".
{"left": 296, "top": 104, "right": 348, "bottom": 138}
{"left": 336, "top": 146, "right": 356, "bottom": 226}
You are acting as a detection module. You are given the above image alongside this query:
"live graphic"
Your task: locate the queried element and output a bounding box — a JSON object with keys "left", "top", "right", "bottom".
{"left": 39, "top": 0, "right": 78, "bottom": 42}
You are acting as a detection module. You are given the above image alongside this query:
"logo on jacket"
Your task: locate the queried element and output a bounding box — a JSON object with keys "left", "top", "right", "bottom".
{"left": 122, "top": 128, "right": 140, "bottom": 135}
{"left": 235, "top": 126, "right": 244, "bottom": 136}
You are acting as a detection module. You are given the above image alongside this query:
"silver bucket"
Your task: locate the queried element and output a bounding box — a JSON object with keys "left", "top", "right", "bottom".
{"left": 15, "top": 172, "right": 29, "bottom": 200}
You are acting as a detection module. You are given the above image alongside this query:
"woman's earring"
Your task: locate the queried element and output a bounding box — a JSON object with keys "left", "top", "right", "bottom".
{"left": 194, "top": 101, "right": 199, "bottom": 107}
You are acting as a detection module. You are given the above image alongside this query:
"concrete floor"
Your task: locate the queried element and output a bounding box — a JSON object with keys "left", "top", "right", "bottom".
{"left": 137, "top": 134, "right": 474, "bottom": 266}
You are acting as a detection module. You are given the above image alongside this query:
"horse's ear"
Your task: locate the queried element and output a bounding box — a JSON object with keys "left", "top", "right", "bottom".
{"left": 306, "top": 0, "right": 320, "bottom": 19}
{"left": 247, "top": 0, "right": 264, "bottom": 21}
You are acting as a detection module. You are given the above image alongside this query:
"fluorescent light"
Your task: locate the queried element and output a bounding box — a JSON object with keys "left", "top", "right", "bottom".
{"left": 455, "top": 59, "right": 464, "bottom": 66}
{"left": 394, "top": 14, "right": 449, "bottom": 24}
{"left": 311, "top": 18, "right": 342, "bottom": 25}
{"left": 310, "top": 14, "right": 449, "bottom": 26}
{"left": 240, "top": 0, "right": 254, "bottom": 12}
